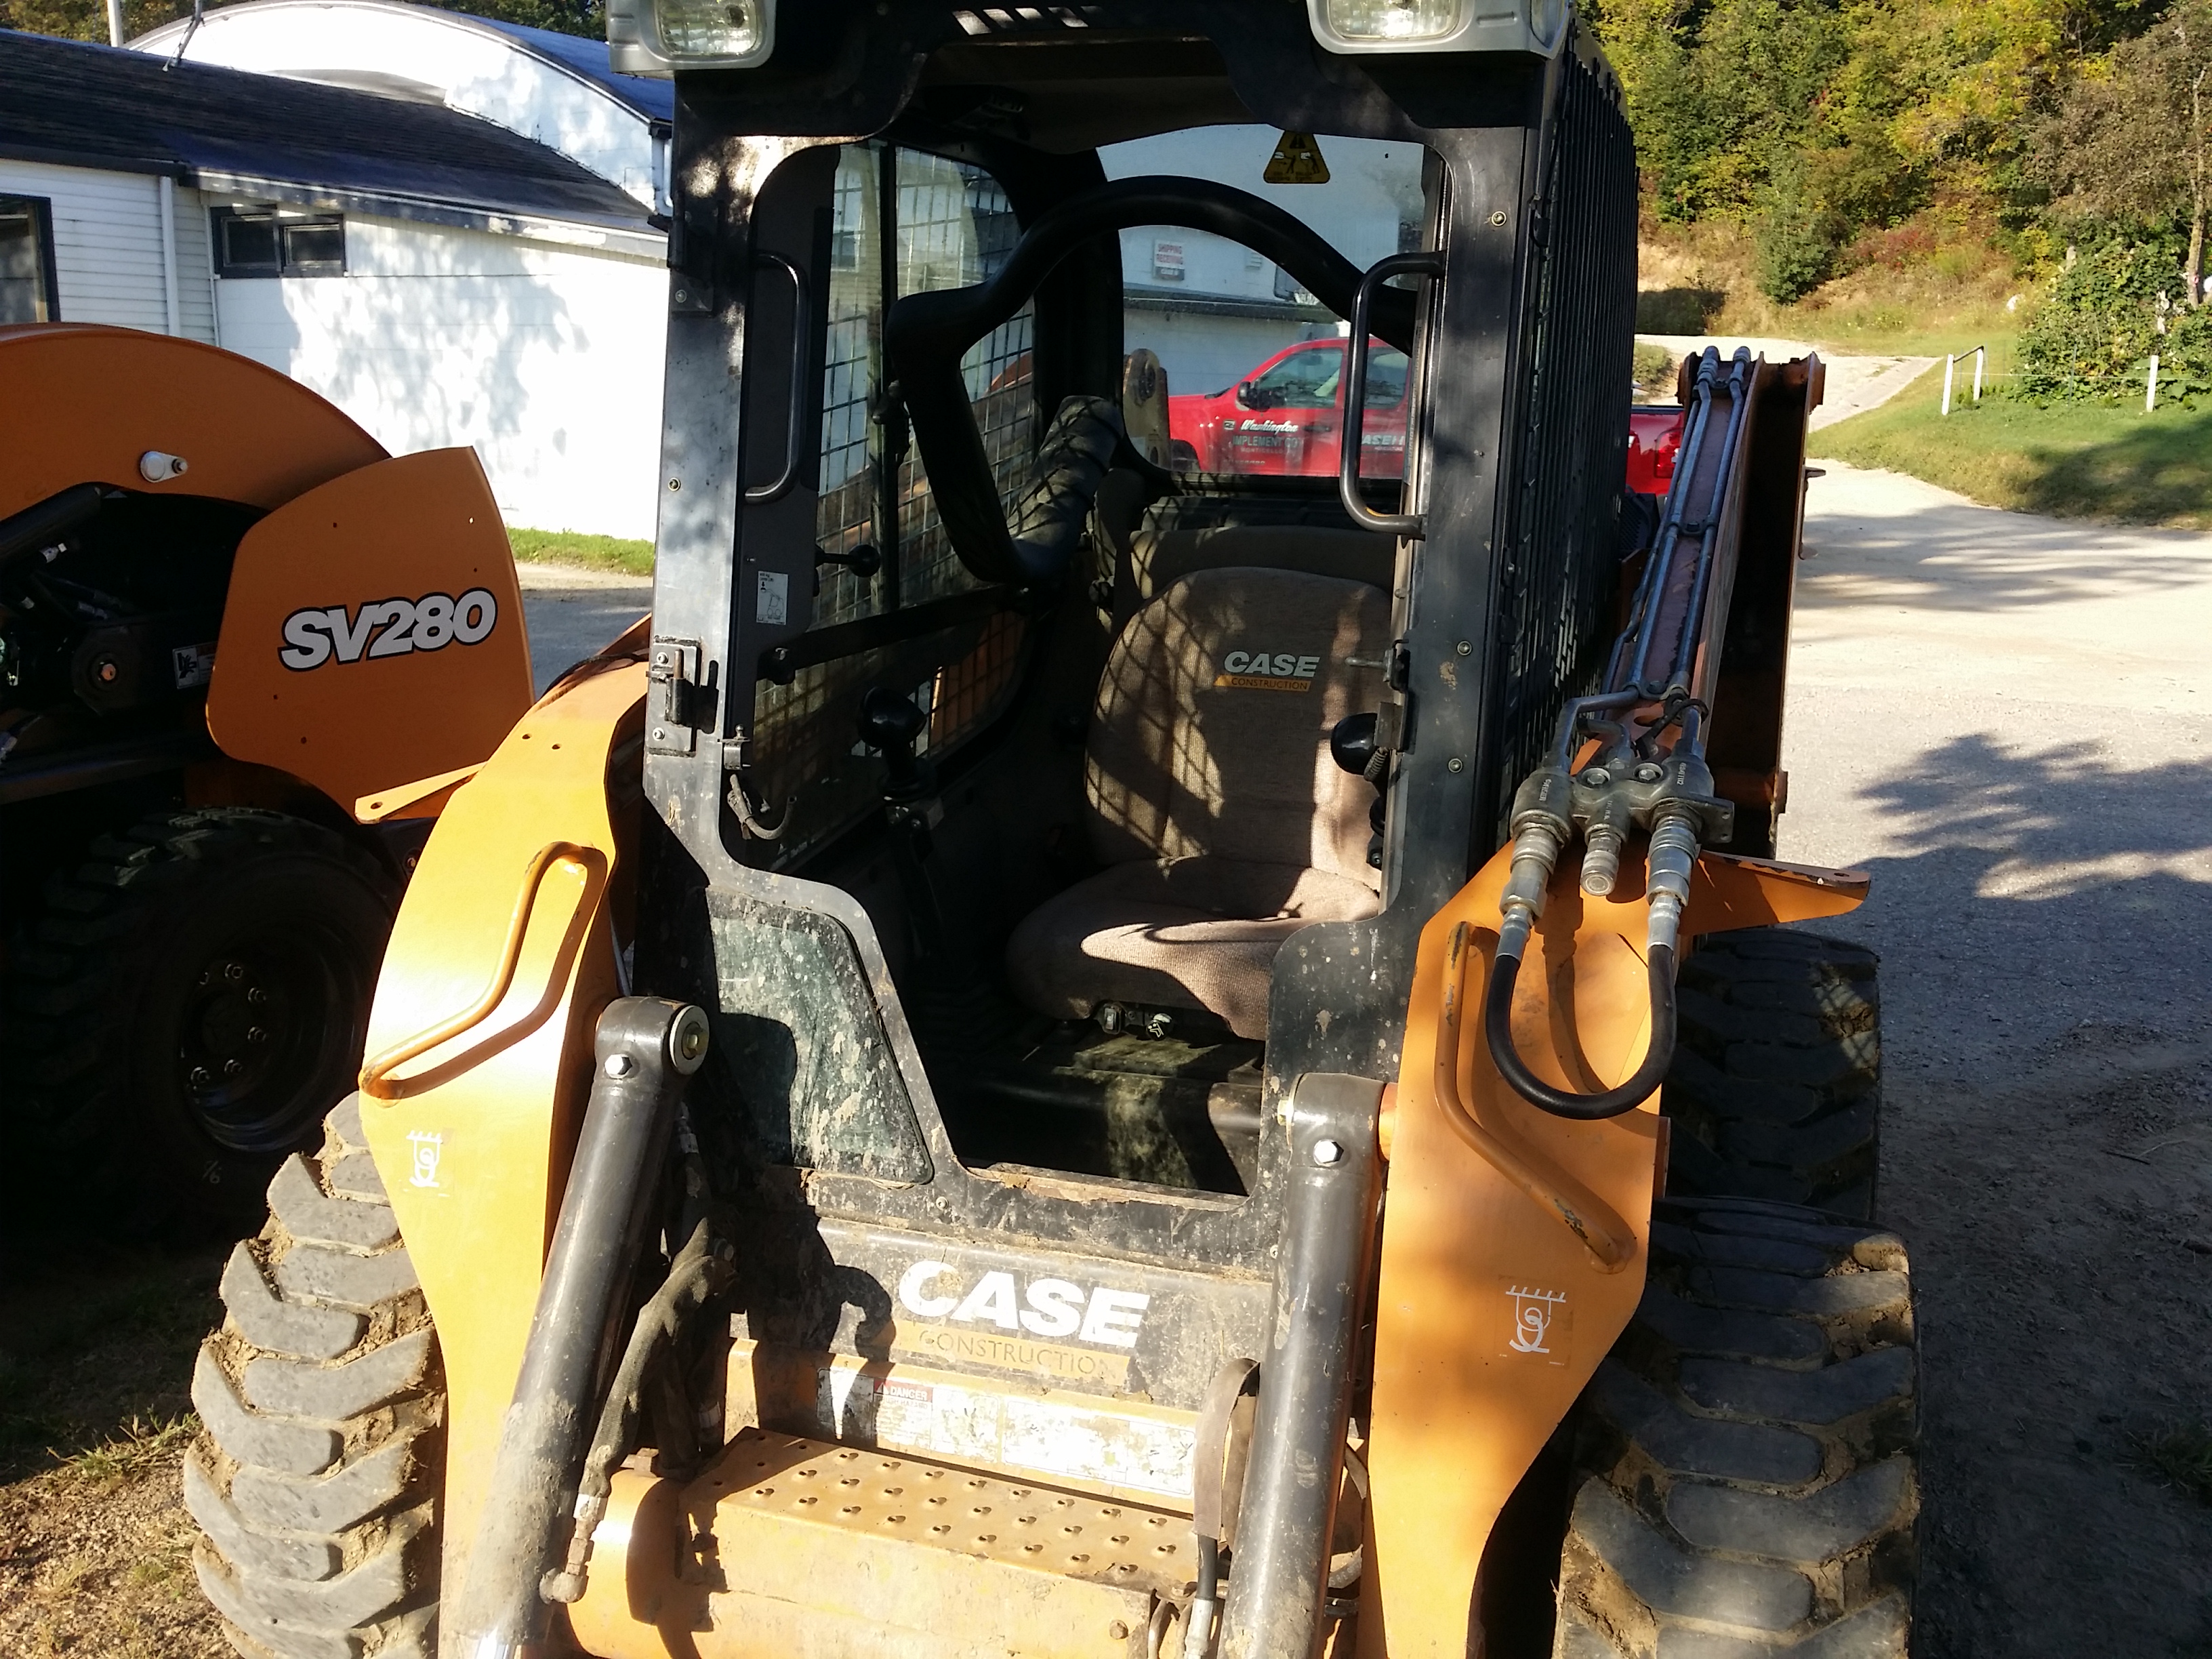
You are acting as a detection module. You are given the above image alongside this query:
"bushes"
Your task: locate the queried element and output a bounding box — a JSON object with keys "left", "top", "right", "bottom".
{"left": 1755, "top": 155, "right": 1844, "bottom": 303}
{"left": 2016, "top": 239, "right": 2212, "bottom": 405}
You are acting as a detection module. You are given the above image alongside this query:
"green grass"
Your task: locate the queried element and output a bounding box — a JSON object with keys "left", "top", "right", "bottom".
{"left": 1811, "top": 359, "right": 2212, "bottom": 529}
{"left": 507, "top": 526, "right": 655, "bottom": 576}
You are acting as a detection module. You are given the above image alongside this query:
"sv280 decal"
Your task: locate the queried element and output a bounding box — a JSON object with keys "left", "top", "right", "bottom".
{"left": 279, "top": 590, "right": 499, "bottom": 671}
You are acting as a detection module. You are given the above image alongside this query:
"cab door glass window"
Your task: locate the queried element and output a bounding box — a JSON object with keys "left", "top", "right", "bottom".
{"left": 1099, "top": 127, "right": 1427, "bottom": 480}
{"left": 0, "top": 196, "right": 57, "bottom": 323}
{"left": 751, "top": 142, "right": 1036, "bottom": 862}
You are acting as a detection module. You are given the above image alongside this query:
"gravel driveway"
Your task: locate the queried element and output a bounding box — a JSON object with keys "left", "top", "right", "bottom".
{"left": 1785, "top": 459, "right": 2212, "bottom": 1655}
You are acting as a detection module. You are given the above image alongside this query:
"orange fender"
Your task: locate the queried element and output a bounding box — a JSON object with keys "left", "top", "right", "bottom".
{"left": 356, "top": 660, "right": 646, "bottom": 1605}
{"left": 1361, "top": 848, "right": 1867, "bottom": 1658}
{"left": 206, "top": 448, "right": 534, "bottom": 816}
{"left": 0, "top": 323, "right": 384, "bottom": 517}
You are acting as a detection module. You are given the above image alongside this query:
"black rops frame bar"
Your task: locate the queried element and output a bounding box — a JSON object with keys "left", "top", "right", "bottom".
{"left": 629, "top": 7, "right": 1629, "bottom": 1657}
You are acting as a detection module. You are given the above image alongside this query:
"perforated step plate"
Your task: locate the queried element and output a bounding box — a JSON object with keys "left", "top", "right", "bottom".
{"left": 569, "top": 1429, "right": 1193, "bottom": 1659}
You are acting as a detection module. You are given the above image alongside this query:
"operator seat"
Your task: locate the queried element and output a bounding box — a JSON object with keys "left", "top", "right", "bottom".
{"left": 1006, "top": 564, "right": 1392, "bottom": 1040}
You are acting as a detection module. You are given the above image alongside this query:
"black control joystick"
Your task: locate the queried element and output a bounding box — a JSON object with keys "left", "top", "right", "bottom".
{"left": 857, "top": 687, "right": 933, "bottom": 804}
{"left": 1330, "top": 712, "right": 1389, "bottom": 870}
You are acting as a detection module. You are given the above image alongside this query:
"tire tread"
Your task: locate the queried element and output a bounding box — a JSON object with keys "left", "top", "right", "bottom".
{"left": 1551, "top": 1196, "right": 1919, "bottom": 1658}
{"left": 191, "top": 1099, "right": 442, "bottom": 1659}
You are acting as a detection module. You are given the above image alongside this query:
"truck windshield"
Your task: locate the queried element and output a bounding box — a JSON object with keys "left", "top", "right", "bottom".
{"left": 1099, "top": 126, "right": 1427, "bottom": 480}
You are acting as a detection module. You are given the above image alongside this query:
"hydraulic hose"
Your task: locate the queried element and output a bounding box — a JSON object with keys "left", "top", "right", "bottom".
{"left": 1484, "top": 806, "right": 1701, "bottom": 1121}
{"left": 1483, "top": 941, "right": 1676, "bottom": 1121}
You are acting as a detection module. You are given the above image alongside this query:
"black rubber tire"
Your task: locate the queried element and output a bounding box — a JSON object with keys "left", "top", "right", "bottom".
{"left": 189, "top": 1094, "right": 445, "bottom": 1659}
{"left": 1662, "top": 929, "right": 1881, "bottom": 1221}
{"left": 1551, "top": 1195, "right": 1918, "bottom": 1659}
{"left": 3, "top": 807, "right": 396, "bottom": 1227}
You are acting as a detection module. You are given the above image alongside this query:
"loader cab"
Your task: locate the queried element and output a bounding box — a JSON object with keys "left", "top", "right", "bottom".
{"left": 634, "top": 2, "right": 1635, "bottom": 1210}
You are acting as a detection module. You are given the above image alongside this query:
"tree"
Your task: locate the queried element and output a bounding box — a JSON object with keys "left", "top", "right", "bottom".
{"left": 2038, "top": 0, "right": 2212, "bottom": 303}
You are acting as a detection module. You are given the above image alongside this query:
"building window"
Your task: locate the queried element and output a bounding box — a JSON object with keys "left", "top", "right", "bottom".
{"left": 213, "top": 207, "right": 347, "bottom": 278}
{"left": 0, "top": 195, "right": 59, "bottom": 323}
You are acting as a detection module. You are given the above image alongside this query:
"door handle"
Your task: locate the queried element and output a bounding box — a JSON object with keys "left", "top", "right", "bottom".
{"left": 1340, "top": 251, "right": 1442, "bottom": 537}
{"left": 743, "top": 252, "right": 810, "bottom": 506}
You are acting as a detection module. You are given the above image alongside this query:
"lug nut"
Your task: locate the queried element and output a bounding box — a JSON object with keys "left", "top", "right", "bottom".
{"left": 190, "top": 1066, "right": 211, "bottom": 1086}
{"left": 1313, "top": 1139, "right": 1344, "bottom": 1166}
{"left": 225, "top": 962, "right": 245, "bottom": 983}
{"left": 247, "top": 987, "right": 268, "bottom": 1006}
{"left": 222, "top": 1059, "right": 243, "bottom": 1078}
{"left": 247, "top": 1027, "right": 267, "bottom": 1045}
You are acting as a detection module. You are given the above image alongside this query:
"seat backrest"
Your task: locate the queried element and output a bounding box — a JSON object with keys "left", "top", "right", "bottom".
{"left": 1084, "top": 566, "right": 1392, "bottom": 884}
{"left": 1090, "top": 485, "right": 1398, "bottom": 630}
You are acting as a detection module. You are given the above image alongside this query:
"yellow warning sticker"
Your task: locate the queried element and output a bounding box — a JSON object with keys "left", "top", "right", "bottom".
{"left": 1265, "top": 129, "right": 1332, "bottom": 185}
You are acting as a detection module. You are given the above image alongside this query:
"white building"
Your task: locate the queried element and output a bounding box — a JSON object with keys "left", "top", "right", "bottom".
{"left": 1102, "top": 127, "right": 1422, "bottom": 399}
{"left": 1, "top": 22, "right": 668, "bottom": 539}
{"left": 117, "top": 5, "right": 1416, "bottom": 412}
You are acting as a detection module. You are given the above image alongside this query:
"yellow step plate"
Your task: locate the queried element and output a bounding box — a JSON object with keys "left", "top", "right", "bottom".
{"left": 568, "top": 1428, "right": 1195, "bottom": 1659}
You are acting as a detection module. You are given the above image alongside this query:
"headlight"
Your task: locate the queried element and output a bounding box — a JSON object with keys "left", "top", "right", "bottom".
{"left": 607, "top": 0, "right": 773, "bottom": 73}
{"left": 1306, "top": 0, "right": 1568, "bottom": 55}
{"left": 1315, "top": 0, "right": 1465, "bottom": 43}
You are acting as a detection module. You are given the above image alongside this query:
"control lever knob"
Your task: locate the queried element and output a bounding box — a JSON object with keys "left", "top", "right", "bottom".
{"left": 1329, "top": 712, "right": 1378, "bottom": 777}
{"left": 857, "top": 687, "right": 932, "bottom": 801}
{"left": 1330, "top": 712, "right": 1388, "bottom": 869}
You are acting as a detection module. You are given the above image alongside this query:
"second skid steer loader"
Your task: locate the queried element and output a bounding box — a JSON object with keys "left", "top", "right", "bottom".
{"left": 186, "top": 3, "right": 1918, "bottom": 1656}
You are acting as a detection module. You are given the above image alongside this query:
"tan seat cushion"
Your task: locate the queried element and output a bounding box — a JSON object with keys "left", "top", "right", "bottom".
{"left": 1004, "top": 566, "right": 1392, "bottom": 1038}
{"left": 1085, "top": 566, "right": 1391, "bottom": 880}
{"left": 1005, "top": 858, "right": 1382, "bottom": 1040}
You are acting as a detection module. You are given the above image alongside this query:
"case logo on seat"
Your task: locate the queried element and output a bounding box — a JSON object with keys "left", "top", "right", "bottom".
{"left": 897, "top": 1260, "right": 1151, "bottom": 1348}
{"left": 1216, "top": 650, "right": 1321, "bottom": 693}
{"left": 279, "top": 590, "right": 499, "bottom": 670}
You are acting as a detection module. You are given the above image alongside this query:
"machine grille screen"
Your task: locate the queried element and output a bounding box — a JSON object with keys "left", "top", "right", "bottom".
{"left": 1481, "top": 54, "right": 1640, "bottom": 851}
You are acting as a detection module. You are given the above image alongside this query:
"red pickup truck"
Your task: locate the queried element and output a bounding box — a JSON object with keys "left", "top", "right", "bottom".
{"left": 1168, "top": 337, "right": 1408, "bottom": 478}
{"left": 1168, "top": 335, "right": 1689, "bottom": 495}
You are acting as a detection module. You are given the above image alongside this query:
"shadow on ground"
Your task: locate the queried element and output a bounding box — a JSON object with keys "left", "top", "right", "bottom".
{"left": 1789, "top": 735, "right": 2212, "bottom": 1657}
{"left": 2013, "top": 405, "right": 2212, "bottom": 527}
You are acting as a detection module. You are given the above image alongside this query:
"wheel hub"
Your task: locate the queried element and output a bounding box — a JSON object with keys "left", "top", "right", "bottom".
{"left": 176, "top": 935, "right": 342, "bottom": 1153}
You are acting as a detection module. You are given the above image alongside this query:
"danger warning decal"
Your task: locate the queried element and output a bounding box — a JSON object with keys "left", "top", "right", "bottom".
{"left": 279, "top": 590, "right": 499, "bottom": 671}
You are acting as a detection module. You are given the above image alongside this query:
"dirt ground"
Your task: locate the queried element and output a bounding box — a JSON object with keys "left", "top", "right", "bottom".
{"left": 0, "top": 1234, "right": 229, "bottom": 1655}
{"left": 3, "top": 447, "right": 2207, "bottom": 1658}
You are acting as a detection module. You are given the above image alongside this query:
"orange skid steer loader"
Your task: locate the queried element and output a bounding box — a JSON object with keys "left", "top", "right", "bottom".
{"left": 186, "top": 3, "right": 1919, "bottom": 1656}
{"left": 1, "top": 323, "right": 534, "bottom": 1223}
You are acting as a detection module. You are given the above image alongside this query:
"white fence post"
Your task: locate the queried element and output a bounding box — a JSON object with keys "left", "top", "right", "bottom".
{"left": 2148, "top": 354, "right": 2160, "bottom": 412}
{"left": 1942, "top": 346, "right": 1987, "bottom": 415}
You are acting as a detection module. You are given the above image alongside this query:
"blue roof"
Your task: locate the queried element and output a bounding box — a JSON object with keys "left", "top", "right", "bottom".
{"left": 471, "top": 15, "right": 675, "bottom": 121}
{"left": 0, "top": 29, "right": 655, "bottom": 236}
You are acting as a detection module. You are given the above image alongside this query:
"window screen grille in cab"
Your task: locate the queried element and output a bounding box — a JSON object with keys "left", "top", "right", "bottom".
{"left": 1480, "top": 50, "right": 1639, "bottom": 853}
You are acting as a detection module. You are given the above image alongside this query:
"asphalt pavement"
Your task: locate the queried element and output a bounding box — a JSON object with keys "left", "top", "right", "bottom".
{"left": 1784, "top": 458, "right": 2212, "bottom": 1655}
{"left": 516, "top": 560, "right": 652, "bottom": 693}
